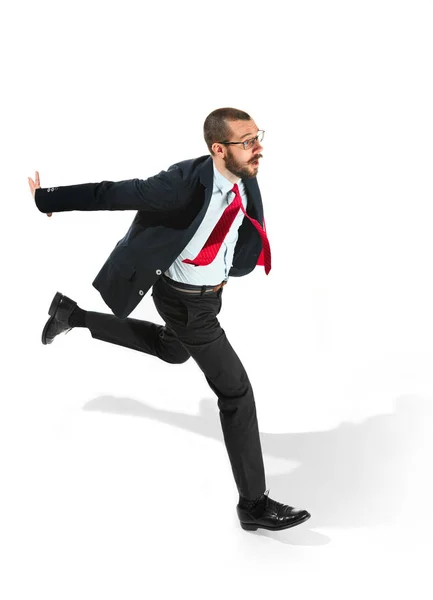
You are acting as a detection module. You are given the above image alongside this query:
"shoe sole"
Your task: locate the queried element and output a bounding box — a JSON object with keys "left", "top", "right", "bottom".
{"left": 240, "top": 512, "right": 311, "bottom": 532}
{"left": 41, "top": 292, "right": 63, "bottom": 345}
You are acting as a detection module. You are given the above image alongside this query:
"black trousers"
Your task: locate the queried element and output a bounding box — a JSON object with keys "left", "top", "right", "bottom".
{"left": 85, "top": 276, "right": 266, "bottom": 500}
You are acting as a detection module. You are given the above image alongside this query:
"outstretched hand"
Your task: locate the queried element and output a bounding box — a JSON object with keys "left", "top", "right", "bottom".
{"left": 28, "top": 171, "right": 52, "bottom": 217}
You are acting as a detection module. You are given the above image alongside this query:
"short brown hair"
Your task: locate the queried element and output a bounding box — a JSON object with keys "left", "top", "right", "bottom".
{"left": 203, "top": 107, "right": 252, "bottom": 154}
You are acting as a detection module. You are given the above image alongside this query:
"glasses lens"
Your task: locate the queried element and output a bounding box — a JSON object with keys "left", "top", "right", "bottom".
{"left": 244, "top": 130, "right": 265, "bottom": 149}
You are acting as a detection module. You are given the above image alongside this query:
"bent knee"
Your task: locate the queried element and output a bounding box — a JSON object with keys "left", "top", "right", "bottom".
{"left": 172, "top": 355, "right": 190, "bottom": 365}
{"left": 162, "top": 352, "right": 190, "bottom": 365}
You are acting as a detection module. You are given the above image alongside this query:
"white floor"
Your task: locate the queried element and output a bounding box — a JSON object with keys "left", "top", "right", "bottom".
{"left": 3, "top": 270, "right": 433, "bottom": 599}
{"left": 4, "top": 0, "right": 433, "bottom": 597}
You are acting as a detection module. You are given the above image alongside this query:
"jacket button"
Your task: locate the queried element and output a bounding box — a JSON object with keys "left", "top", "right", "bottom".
{"left": 156, "top": 269, "right": 162, "bottom": 275}
{"left": 139, "top": 290, "right": 144, "bottom": 296}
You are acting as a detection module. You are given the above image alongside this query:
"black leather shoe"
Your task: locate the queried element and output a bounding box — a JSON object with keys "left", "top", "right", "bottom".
{"left": 237, "top": 491, "right": 311, "bottom": 531}
{"left": 41, "top": 292, "right": 77, "bottom": 345}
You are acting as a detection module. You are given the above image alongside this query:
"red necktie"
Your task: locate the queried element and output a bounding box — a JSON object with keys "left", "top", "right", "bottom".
{"left": 183, "top": 183, "right": 271, "bottom": 274}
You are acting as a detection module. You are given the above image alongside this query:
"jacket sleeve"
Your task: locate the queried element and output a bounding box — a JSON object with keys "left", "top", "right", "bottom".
{"left": 34, "top": 165, "right": 186, "bottom": 214}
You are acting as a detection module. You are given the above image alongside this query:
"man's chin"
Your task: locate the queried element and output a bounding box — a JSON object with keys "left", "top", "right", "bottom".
{"left": 248, "top": 164, "right": 259, "bottom": 177}
{"left": 226, "top": 163, "right": 259, "bottom": 179}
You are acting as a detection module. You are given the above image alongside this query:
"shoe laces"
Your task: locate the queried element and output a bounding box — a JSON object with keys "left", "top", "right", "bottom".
{"left": 264, "top": 491, "right": 288, "bottom": 519}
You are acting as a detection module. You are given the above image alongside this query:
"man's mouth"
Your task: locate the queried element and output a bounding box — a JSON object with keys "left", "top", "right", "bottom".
{"left": 250, "top": 154, "right": 262, "bottom": 165}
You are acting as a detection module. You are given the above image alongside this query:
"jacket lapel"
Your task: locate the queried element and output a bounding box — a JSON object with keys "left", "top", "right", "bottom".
{"left": 198, "top": 156, "right": 214, "bottom": 200}
{"left": 243, "top": 177, "right": 264, "bottom": 223}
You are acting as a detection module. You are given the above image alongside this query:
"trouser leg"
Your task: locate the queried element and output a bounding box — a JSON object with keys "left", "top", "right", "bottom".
{"left": 85, "top": 311, "right": 190, "bottom": 364}
{"left": 190, "top": 331, "right": 266, "bottom": 500}
{"left": 152, "top": 278, "right": 266, "bottom": 500}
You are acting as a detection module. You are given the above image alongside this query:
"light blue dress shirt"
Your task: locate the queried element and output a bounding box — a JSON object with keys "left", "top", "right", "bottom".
{"left": 165, "top": 163, "right": 248, "bottom": 285}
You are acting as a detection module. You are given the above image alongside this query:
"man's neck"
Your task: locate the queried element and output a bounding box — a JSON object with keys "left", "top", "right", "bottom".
{"left": 212, "top": 159, "right": 240, "bottom": 185}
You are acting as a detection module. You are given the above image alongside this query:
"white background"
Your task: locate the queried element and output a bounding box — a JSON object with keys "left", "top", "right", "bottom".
{"left": 1, "top": 0, "right": 433, "bottom": 598}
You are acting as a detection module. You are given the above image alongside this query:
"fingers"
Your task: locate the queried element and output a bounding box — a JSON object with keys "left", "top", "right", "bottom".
{"left": 28, "top": 171, "right": 40, "bottom": 190}
{"left": 28, "top": 172, "right": 51, "bottom": 216}
{"left": 28, "top": 177, "right": 36, "bottom": 200}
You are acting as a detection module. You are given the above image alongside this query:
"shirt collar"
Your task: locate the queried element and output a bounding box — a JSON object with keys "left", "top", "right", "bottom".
{"left": 213, "top": 162, "right": 241, "bottom": 198}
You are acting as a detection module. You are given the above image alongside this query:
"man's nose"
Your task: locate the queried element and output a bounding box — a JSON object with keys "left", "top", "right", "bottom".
{"left": 253, "top": 139, "right": 263, "bottom": 152}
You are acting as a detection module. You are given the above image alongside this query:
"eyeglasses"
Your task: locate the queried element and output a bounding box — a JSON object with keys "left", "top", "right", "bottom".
{"left": 217, "top": 130, "right": 265, "bottom": 151}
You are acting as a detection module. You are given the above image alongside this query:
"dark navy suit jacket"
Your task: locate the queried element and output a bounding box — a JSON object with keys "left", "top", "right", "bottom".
{"left": 35, "top": 155, "right": 266, "bottom": 318}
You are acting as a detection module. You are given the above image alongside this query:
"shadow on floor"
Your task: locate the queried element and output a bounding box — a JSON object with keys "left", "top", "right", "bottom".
{"left": 83, "top": 393, "right": 432, "bottom": 544}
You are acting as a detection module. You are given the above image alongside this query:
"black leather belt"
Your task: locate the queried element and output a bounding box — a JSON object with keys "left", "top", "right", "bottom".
{"left": 162, "top": 274, "right": 227, "bottom": 295}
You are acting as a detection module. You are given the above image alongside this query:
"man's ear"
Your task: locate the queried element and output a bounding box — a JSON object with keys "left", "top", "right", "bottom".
{"left": 211, "top": 142, "right": 226, "bottom": 157}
